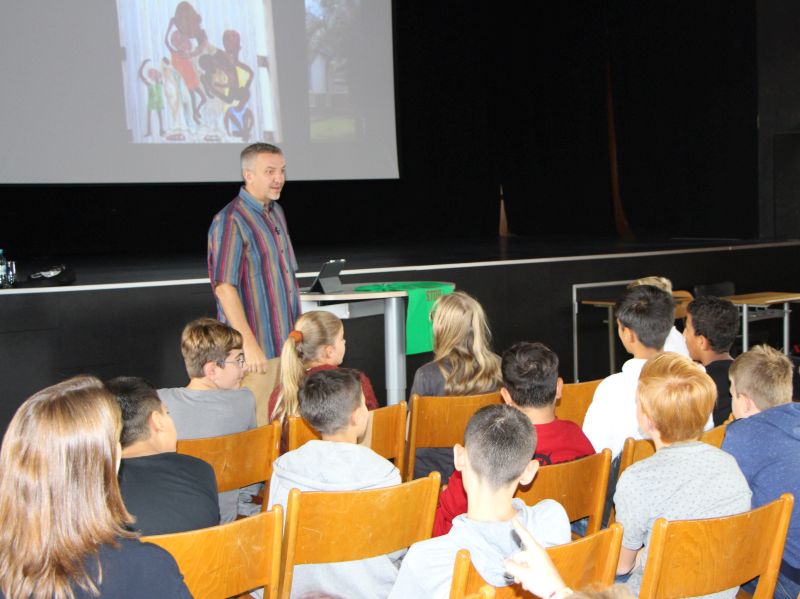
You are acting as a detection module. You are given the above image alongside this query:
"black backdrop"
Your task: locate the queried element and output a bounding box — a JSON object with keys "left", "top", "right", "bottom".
{"left": 1, "top": 1, "right": 761, "bottom": 260}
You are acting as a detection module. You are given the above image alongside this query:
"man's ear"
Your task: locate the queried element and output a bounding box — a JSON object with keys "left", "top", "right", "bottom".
{"left": 453, "top": 443, "right": 467, "bottom": 472}
{"left": 518, "top": 459, "right": 539, "bottom": 487}
{"left": 500, "top": 387, "right": 515, "bottom": 406}
{"left": 697, "top": 334, "right": 711, "bottom": 352}
{"left": 554, "top": 377, "right": 564, "bottom": 401}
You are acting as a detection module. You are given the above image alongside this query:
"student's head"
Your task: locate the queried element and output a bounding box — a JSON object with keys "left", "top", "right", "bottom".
{"left": 240, "top": 142, "right": 285, "bottom": 202}
{"left": 106, "top": 376, "right": 177, "bottom": 453}
{"left": 299, "top": 368, "right": 367, "bottom": 438}
{"left": 181, "top": 317, "right": 245, "bottom": 389}
{"left": 0, "top": 376, "right": 134, "bottom": 598}
{"left": 273, "top": 311, "right": 345, "bottom": 423}
{"left": 684, "top": 296, "right": 739, "bottom": 359}
{"left": 636, "top": 353, "right": 716, "bottom": 443}
{"left": 628, "top": 276, "right": 673, "bottom": 294}
{"left": 729, "top": 345, "right": 793, "bottom": 417}
{"left": 455, "top": 404, "right": 538, "bottom": 494}
{"left": 500, "top": 342, "right": 562, "bottom": 409}
{"left": 615, "top": 285, "right": 675, "bottom": 352}
{"left": 430, "top": 291, "right": 501, "bottom": 395}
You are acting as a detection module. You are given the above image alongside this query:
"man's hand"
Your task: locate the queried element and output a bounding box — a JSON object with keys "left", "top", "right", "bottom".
{"left": 243, "top": 337, "right": 270, "bottom": 374}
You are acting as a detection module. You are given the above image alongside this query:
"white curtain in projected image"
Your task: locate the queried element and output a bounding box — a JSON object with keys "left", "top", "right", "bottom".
{"left": 116, "top": 0, "right": 281, "bottom": 144}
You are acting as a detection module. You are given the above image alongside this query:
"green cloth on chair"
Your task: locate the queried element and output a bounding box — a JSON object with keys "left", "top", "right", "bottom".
{"left": 353, "top": 282, "right": 455, "bottom": 354}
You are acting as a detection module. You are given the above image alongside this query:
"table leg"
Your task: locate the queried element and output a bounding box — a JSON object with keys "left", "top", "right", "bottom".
{"left": 384, "top": 297, "right": 406, "bottom": 406}
{"left": 741, "top": 303, "right": 749, "bottom": 352}
{"left": 784, "top": 302, "right": 791, "bottom": 355}
{"left": 607, "top": 306, "right": 616, "bottom": 375}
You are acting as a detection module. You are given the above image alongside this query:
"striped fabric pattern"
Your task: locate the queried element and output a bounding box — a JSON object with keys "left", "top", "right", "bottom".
{"left": 208, "top": 187, "right": 300, "bottom": 358}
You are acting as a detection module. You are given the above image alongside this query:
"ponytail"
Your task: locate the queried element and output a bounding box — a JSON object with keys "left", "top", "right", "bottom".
{"left": 270, "top": 311, "right": 343, "bottom": 423}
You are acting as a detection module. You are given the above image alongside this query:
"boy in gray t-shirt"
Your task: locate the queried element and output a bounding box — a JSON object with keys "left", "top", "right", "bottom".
{"left": 614, "top": 353, "right": 751, "bottom": 598}
{"left": 159, "top": 318, "right": 258, "bottom": 522}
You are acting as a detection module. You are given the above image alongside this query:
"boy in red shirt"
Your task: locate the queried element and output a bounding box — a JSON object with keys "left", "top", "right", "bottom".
{"left": 433, "top": 341, "right": 595, "bottom": 536}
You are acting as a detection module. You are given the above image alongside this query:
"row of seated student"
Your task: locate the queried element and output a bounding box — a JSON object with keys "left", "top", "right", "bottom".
{"left": 3, "top": 345, "right": 794, "bottom": 598}
{"left": 1, "top": 284, "right": 798, "bottom": 598}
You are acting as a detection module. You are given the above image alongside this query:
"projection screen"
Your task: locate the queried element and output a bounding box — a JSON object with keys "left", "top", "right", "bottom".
{"left": 0, "top": 0, "right": 398, "bottom": 183}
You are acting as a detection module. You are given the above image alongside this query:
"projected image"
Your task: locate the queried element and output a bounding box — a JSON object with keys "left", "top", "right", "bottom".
{"left": 117, "top": 1, "right": 281, "bottom": 143}
{"left": 306, "top": 0, "right": 364, "bottom": 142}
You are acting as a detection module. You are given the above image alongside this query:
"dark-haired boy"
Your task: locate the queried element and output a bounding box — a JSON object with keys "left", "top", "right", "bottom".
{"left": 433, "top": 342, "right": 594, "bottom": 535}
{"left": 722, "top": 346, "right": 800, "bottom": 599}
{"left": 583, "top": 285, "right": 711, "bottom": 458}
{"left": 107, "top": 376, "right": 220, "bottom": 536}
{"left": 684, "top": 296, "right": 740, "bottom": 425}
{"left": 267, "top": 368, "right": 401, "bottom": 599}
{"left": 390, "top": 404, "right": 570, "bottom": 598}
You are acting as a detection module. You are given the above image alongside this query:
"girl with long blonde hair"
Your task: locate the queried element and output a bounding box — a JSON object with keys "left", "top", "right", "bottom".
{"left": 268, "top": 310, "right": 378, "bottom": 448}
{"left": 0, "top": 376, "right": 190, "bottom": 599}
{"left": 410, "top": 291, "right": 502, "bottom": 478}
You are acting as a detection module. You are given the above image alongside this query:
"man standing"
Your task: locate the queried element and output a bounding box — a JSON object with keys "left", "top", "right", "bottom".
{"left": 208, "top": 143, "right": 300, "bottom": 425}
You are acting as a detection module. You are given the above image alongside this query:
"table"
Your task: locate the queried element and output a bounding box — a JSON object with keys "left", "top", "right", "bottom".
{"left": 723, "top": 292, "right": 800, "bottom": 354}
{"left": 300, "top": 285, "right": 409, "bottom": 406}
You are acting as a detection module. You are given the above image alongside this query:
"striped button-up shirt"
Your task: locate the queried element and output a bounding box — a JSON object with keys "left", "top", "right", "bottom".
{"left": 208, "top": 187, "right": 300, "bottom": 358}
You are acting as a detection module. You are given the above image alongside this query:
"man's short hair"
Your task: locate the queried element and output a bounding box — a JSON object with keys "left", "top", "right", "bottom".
{"left": 181, "top": 318, "right": 243, "bottom": 378}
{"left": 637, "top": 353, "right": 716, "bottom": 443}
{"left": 686, "top": 296, "right": 739, "bottom": 353}
{"left": 105, "top": 376, "right": 162, "bottom": 448}
{"left": 299, "top": 369, "right": 363, "bottom": 436}
{"left": 614, "top": 285, "right": 675, "bottom": 350}
{"left": 464, "top": 404, "right": 536, "bottom": 491}
{"left": 501, "top": 342, "right": 559, "bottom": 408}
{"left": 240, "top": 142, "right": 283, "bottom": 172}
{"left": 729, "top": 345, "right": 793, "bottom": 410}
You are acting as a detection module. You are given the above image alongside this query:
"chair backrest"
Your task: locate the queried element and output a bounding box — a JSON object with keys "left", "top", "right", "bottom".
{"left": 555, "top": 379, "right": 602, "bottom": 427}
{"left": 280, "top": 471, "right": 441, "bottom": 598}
{"left": 176, "top": 421, "right": 281, "bottom": 493}
{"left": 639, "top": 494, "right": 794, "bottom": 599}
{"left": 514, "top": 449, "right": 611, "bottom": 535}
{"left": 617, "top": 436, "right": 656, "bottom": 480}
{"left": 143, "top": 505, "right": 283, "bottom": 599}
{"left": 450, "top": 523, "right": 623, "bottom": 599}
{"left": 700, "top": 423, "right": 727, "bottom": 448}
{"left": 406, "top": 392, "right": 503, "bottom": 481}
{"left": 672, "top": 290, "right": 694, "bottom": 320}
{"left": 287, "top": 401, "right": 407, "bottom": 475}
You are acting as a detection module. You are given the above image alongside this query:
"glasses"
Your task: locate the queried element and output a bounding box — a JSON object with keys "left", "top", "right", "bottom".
{"left": 216, "top": 355, "right": 247, "bottom": 368}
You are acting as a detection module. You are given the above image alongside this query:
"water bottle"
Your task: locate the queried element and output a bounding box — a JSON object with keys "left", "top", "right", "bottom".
{"left": 0, "top": 250, "right": 7, "bottom": 288}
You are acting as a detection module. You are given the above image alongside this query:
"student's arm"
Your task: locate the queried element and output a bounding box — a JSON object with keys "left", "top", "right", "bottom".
{"left": 617, "top": 546, "right": 641, "bottom": 575}
{"left": 359, "top": 372, "right": 379, "bottom": 410}
{"left": 214, "top": 283, "right": 270, "bottom": 374}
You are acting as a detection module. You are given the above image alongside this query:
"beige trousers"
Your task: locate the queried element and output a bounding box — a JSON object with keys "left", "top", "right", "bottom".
{"left": 242, "top": 357, "right": 281, "bottom": 426}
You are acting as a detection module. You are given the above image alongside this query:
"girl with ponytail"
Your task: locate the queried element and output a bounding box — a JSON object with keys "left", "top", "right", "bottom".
{"left": 268, "top": 311, "right": 378, "bottom": 448}
{"left": 410, "top": 291, "right": 502, "bottom": 478}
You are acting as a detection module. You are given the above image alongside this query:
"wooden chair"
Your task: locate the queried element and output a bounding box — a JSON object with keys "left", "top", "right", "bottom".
{"left": 514, "top": 449, "right": 611, "bottom": 535}
{"left": 406, "top": 392, "right": 503, "bottom": 481}
{"left": 555, "top": 379, "right": 602, "bottom": 427}
{"left": 143, "top": 505, "right": 283, "bottom": 599}
{"left": 450, "top": 523, "right": 623, "bottom": 598}
{"left": 617, "top": 437, "right": 656, "bottom": 481}
{"left": 177, "top": 422, "right": 281, "bottom": 502}
{"left": 700, "top": 423, "right": 728, "bottom": 448}
{"left": 638, "top": 494, "right": 794, "bottom": 599}
{"left": 280, "top": 471, "right": 441, "bottom": 598}
{"left": 673, "top": 290, "right": 694, "bottom": 320}
{"left": 287, "top": 401, "right": 407, "bottom": 474}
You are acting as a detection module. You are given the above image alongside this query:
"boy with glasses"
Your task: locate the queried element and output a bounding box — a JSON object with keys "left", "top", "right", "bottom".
{"left": 159, "top": 317, "right": 257, "bottom": 522}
